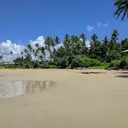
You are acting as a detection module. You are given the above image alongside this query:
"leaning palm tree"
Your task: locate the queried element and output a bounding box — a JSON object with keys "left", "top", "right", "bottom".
{"left": 114, "top": 0, "right": 128, "bottom": 20}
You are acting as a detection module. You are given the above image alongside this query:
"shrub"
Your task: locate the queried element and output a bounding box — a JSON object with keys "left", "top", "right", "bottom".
{"left": 120, "top": 56, "right": 128, "bottom": 69}
{"left": 66, "top": 64, "right": 72, "bottom": 69}
{"left": 41, "top": 62, "right": 50, "bottom": 69}
{"left": 71, "top": 57, "right": 102, "bottom": 68}
{"left": 109, "top": 60, "right": 121, "bottom": 69}
{"left": 49, "top": 65, "right": 57, "bottom": 69}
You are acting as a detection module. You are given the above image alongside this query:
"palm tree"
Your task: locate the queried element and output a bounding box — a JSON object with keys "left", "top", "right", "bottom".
{"left": 24, "top": 49, "right": 28, "bottom": 54}
{"left": 90, "top": 34, "right": 102, "bottom": 59}
{"left": 10, "top": 51, "right": 13, "bottom": 55}
{"left": 41, "top": 47, "right": 45, "bottom": 55}
{"left": 71, "top": 35, "right": 79, "bottom": 43}
{"left": 101, "top": 36, "right": 110, "bottom": 59}
{"left": 111, "top": 30, "right": 119, "bottom": 44}
{"left": 55, "top": 36, "right": 60, "bottom": 44}
{"left": 103, "top": 36, "right": 109, "bottom": 45}
{"left": 27, "top": 44, "right": 32, "bottom": 52}
{"left": 80, "top": 33, "right": 87, "bottom": 45}
{"left": 114, "top": 0, "right": 128, "bottom": 20}
{"left": 121, "top": 38, "right": 128, "bottom": 50}
{"left": 91, "top": 34, "right": 99, "bottom": 47}
{"left": 35, "top": 43, "right": 39, "bottom": 49}
{"left": 34, "top": 50, "right": 39, "bottom": 59}
{"left": 21, "top": 52, "right": 23, "bottom": 55}
{"left": 45, "top": 36, "right": 55, "bottom": 52}
{"left": 0, "top": 56, "right": 3, "bottom": 61}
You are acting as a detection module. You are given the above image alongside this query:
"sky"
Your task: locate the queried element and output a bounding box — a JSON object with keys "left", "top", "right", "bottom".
{"left": 0, "top": 0, "right": 128, "bottom": 61}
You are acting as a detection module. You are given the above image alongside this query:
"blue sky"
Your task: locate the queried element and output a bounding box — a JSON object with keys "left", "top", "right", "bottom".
{"left": 0, "top": 0, "right": 128, "bottom": 45}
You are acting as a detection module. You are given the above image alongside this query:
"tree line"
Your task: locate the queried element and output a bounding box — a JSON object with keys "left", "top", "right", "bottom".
{"left": 7, "top": 30, "right": 127, "bottom": 69}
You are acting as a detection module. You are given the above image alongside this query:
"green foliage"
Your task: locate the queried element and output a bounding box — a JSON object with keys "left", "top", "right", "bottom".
{"left": 89, "top": 65, "right": 108, "bottom": 69}
{"left": 2, "top": 64, "right": 16, "bottom": 69}
{"left": 40, "top": 62, "right": 50, "bottom": 69}
{"left": 109, "top": 60, "right": 122, "bottom": 69}
{"left": 1, "top": 31, "right": 127, "bottom": 70}
{"left": 66, "top": 64, "right": 72, "bottom": 69}
{"left": 71, "top": 57, "right": 102, "bottom": 68}
{"left": 109, "top": 56, "right": 128, "bottom": 69}
{"left": 120, "top": 56, "right": 128, "bottom": 69}
{"left": 49, "top": 65, "right": 57, "bottom": 69}
{"left": 114, "top": 0, "right": 128, "bottom": 20}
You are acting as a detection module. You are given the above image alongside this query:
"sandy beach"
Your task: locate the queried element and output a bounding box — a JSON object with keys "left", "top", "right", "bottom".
{"left": 0, "top": 69, "right": 128, "bottom": 128}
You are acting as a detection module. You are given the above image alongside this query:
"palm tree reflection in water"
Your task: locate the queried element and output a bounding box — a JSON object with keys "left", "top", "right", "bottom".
{"left": 0, "top": 81, "right": 56, "bottom": 99}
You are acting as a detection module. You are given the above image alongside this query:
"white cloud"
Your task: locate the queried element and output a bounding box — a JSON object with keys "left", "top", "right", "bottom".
{"left": 86, "top": 22, "right": 108, "bottom": 32}
{"left": 30, "top": 36, "right": 45, "bottom": 48}
{"left": 0, "top": 40, "right": 25, "bottom": 62}
{"left": 97, "top": 22, "right": 108, "bottom": 27}
{"left": 0, "top": 36, "right": 63, "bottom": 62}
{"left": 87, "top": 25, "right": 95, "bottom": 31}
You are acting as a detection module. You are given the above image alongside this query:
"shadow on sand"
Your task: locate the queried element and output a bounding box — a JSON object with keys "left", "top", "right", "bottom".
{"left": 118, "top": 72, "right": 128, "bottom": 74}
{"left": 80, "top": 72, "right": 105, "bottom": 75}
{"left": 116, "top": 75, "right": 128, "bottom": 78}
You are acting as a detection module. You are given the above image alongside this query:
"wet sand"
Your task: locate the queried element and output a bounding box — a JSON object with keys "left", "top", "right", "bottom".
{"left": 0, "top": 69, "right": 128, "bottom": 128}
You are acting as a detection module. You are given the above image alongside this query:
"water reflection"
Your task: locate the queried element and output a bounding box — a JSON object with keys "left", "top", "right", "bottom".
{"left": 0, "top": 81, "right": 56, "bottom": 99}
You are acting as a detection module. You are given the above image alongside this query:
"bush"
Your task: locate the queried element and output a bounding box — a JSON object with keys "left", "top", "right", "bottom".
{"left": 66, "top": 64, "right": 72, "bottom": 69}
{"left": 109, "top": 60, "right": 121, "bottom": 69}
{"left": 49, "top": 65, "right": 57, "bottom": 69}
{"left": 120, "top": 56, "right": 128, "bottom": 69}
{"left": 109, "top": 56, "right": 128, "bottom": 70}
{"left": 3, "top": 64, "right": 16, "bottom": 69}
{"left": 71, "top": 57, "right": 102, "bottom": 68}
{"left": 41, "top": 62, "right": 50, "bottom": 69}
{"left": 55, "top": 57, "right": 68, "bottom": 68}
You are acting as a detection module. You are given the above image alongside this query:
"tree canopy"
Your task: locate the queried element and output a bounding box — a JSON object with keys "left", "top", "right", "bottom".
{"left": 2, "top": 30, "right": 126, "bottom": 69}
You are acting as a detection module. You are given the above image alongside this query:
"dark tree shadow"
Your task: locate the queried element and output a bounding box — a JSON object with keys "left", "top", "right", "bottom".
{"left": 0, "top": 75, "right": 5, "bottom": 77}
{"left": 116, "top": 75, "right": 128, "bottom": 78}
{"left": 118, "top": 72, "right": 128, "bottom": 74}
{"left": 80, "top": 72, "right": 105, "bottom": 75}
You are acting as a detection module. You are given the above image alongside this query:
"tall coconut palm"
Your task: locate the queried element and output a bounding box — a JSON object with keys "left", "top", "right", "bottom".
{"left": 101, "top": 36, "right": 110, "bottom": 59}
{"left": 45, "top": 36, "right": 55, "bottom": 52}
{"left": 41, "top": 47, "right": 45, "bottom": 56}
{"left": 91, "top": 34, "right": 99, "bottom": 46}
{"left": 34, "top": 50, "right": 39, "bottom": 59}
{"left": 90, "top": 34, "right": 102, "bottom": 59}
{"left": 21, "top": 52, "right": 23, "bottom": 55}
{"left": 55, "top": 36, "right": 60, "bottom": 44}
{"left": 24, "top": 49, "right": 28, "bottom": 54}
{"left": 80, "top": 33, "right": 87, "bottom": 45}
{"left": 64, "top": 34, "right": 71, "bottom": 48}
{"left": 121, "top": 38, "right": 128, "bottom": 50}
{"left": 114, "top": 0, "right": 128, "bottom": 20}
{"left": 71, "top": 35, "right": 79, "bottom": 43}
{"left": 0, "top": 55, "right": 3, "bottom": 61}
{"left": 10, "top": 51, "right": 13, "bottom": 55}
{"left": 35, "top": 43, "right": 39, "bottom": 48}
{"left": 111, "top": 30, "right": 119, "bottom": 44}
{"left": 27, "top": 44, "right": 32, "bottom": 52}
{"left": 103, "top": 36, "right": 109, "bottom": 45}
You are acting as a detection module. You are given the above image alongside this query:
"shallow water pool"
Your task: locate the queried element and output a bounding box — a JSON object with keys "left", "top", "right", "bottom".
{"left": 0, "top": 80, "right": 56, "bottom": 99}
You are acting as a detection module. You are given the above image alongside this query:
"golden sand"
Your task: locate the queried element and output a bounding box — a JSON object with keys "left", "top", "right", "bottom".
{"left": 0, "top": 69, "right": 128, "bottom": 128}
